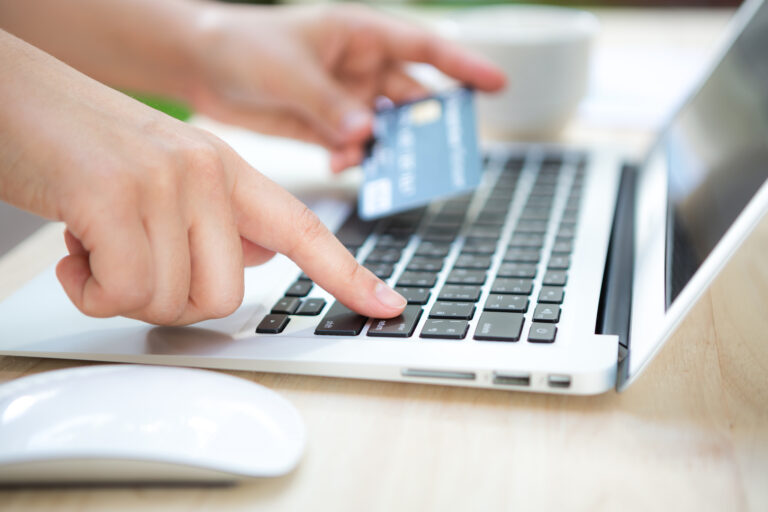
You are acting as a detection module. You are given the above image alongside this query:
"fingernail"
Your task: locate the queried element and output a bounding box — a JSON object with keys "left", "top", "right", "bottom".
{"left": 341, "top": 110, "right": 372, "bottom": 136}
{"left": 374, "top": 282, "right": 407, "bottom": 309}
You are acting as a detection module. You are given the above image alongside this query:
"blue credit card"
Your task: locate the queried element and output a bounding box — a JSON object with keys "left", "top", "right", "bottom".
{"left": 358, "top": 88, "right": 482, "bottom": 220}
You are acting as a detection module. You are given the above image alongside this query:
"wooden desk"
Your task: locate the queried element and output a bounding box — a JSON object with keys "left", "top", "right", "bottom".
{"left": 1, "top": 8, "right": 766, "bottom": 512}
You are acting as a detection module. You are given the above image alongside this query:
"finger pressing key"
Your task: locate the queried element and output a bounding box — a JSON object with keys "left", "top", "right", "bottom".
{"left": 231, "top": 157, "right": 407, "bottom": 319}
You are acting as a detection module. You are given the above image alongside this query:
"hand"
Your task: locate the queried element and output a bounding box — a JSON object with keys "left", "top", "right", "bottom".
{"left": 186, "top": 4, "right": 506, "bottom": 172}
{"left": 0, "top": 30, "right": 407, "bottom": 325}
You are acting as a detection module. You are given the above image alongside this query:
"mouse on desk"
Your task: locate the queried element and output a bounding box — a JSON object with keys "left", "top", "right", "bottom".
{"left": 0, "top": 364, "right": 305, "bottom": 484}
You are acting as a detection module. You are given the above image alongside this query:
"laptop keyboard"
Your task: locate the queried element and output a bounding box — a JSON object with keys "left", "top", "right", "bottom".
{"left": 256, "top": 149, "right": 585, "bottom": 344}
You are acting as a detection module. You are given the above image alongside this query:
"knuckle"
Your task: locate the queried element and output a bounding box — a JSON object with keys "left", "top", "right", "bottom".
{"left": 289, "top": 205, "right": 327, "bottom": 257}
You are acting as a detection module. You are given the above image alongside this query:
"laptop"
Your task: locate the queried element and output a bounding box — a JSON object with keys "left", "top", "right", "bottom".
{"left": 1, "top": 0, "right": 767, "bottom": 395}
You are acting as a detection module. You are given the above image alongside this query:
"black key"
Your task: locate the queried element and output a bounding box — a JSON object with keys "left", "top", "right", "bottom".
{"left": 557, "top": 225, "right": 576, "bottom": 239}
{"left": 406, "top": 256, "right": 444, "bottom": 273}
{"left": 415, "top": 242, "right": 451, "bottom": 258}
{"left": 445, "top": 268, "right": 486, "bottom": 285}
{"left": 528, "top": 323, "right": 557, "bottom": 343}
{"left": 376, "top": 234, "right": 411, "bottom": 249}
{"left": 335, "top": 213, "right": 375, "bottom": 248}
{"left": 364, "top": 262, "right": 394, "bottom": 279}
{"left": 491, "top": 277, "right": 533, "bottom": 295}
{"left": 533, "top": 304, "right": 561, "bottom": 323}
{"left": 473, "top": 312, "right": 524, "bottom": 342}
{"left": 515, "top": 219, "right": 549, "bottom": 234}
{"left": 297, "top": 272, "right": 311, "bottom": 281}
{"left": 315, "top": 302, "right": 368, "bottom": 336}
{"left": 272, "top": 297, "right": 300, "bottom": 315}
{"left": 296, "top": 298, "right": 327, "bottom": 316}
{"left": 430, "top": 212, "right": 465, "bottom": 225}
{"left": 465, "top": 225, "right": 502, "bottom": 239}
{"left": 543, "top": 270, "right": 568, "bottom": 286}
{"left": 484, "top": 294, "right": 529, "bottom": 313}
{"left": 344, "top": 244, "right": 360, "bottom": 256}
{"left": 365, "top": 248, "right": 402, "bottom": 264}
{"left": 503, "top": 248, "right": 540, "bottom": 263}
{"left": 285, "top": 280, "right": 313, "bottom": 297}
{"left": 547, "top": 256, "right": 570, "bottom": 270}
{"left": 429, "top": 302, "right": 476, "bottom": 320}
{"left": 526, "top": 195, "right": 554, "bottom": 207}
{"left": 454, "top": 254, "right": 492, "bottom": 270}
{"left": 539, "top": 286, "right": 565, "bottom": 304}
{"left": 367, "top": 306, "right": 423, "bottom": 338}
{"left": 552, "top": 240, "right": 573, "bottom": 254}
{"left": 520, "top": 208, "right": 551, "bottom": 221}
{"left": 474, "top": 212, "right": 507, "bottom": 226}
{"left": 397, "top": 271, "right": 438, "bottom": 288}
{"left": 395, "top": 287, "right": 431, "bottom": 305}
{"left": 497, "top": 263, "right": 537, "bottom": 279}
{"left": 422, "top": 226, "right": 458, "bottom": 243}
{"left": 420, "top": 319, "right": 469, "bottom": 340}
{"left": 509, "top": 233, "right": 544, "bottom": 248}
{"left": 256, "top": 314, "right": 290, "bottom": 334}
{"left": 461, "top": 238, "right": 497, "bottom": 255}
{"left": 438, "top": 285, "right": 482, "bottom": 302}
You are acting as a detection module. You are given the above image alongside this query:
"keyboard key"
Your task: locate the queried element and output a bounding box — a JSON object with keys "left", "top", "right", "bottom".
{"left": 557, "top": 225, "right": 576, "bottom": 239}
{"left": 465, "top": 225, "right": 502, "bottom": 239}
{"left": 473, "top": 312, "right": 524, "bottom": 342}
{"left": 415, "top": 241, "right": 452, "bottom": 258}
{"left": 406, "top": 256, "right": 444, "bottom": 273}
{"left": 367, "top": 306, "right": 423, "bottom": 338}
{"left": 528, "top": 323, "right": 557, "bottom": 343}
{"left": 445, "top": 268, "right": 486, "bottom": 285}
{"left": 552, "top": 240, "right": 573, "bottom": 254}
{"left": 543, "top": 270, "right": 568, "bottom": 286}
{"left": 376, "top": 234, "right": 411, "bottom": 249}
{"left": 484, "top": 294, "right": 529, "bottom": 313}
{"left": 420, "top": 319, "right": 469, "bottom": 340}
{"left": 533, "top": 304, "right": 561, "bottom": 323}
{"left": 503, "top": 248, "right": 540, "bottom": 263}
{"left": 461, "top": 238, "right": 497, "bottom": 255}
{"left": 429, "top": 301, "right": 476, "bottom": 320}
{"left": 364, "top": 262, "right": 394, "bottom": 279}
{"left": 454, "top": 254, "right": 492, "bottom": 270}
{"left": 438, "top": 285, "right": 482, "bottom": 302}
{"left": 509, "top": 233, "right": 544, "bottom": 248}
{"left": 296, "top": 298, "right": 327, "bottom": 316}
{"left": 395, "top": 287, "right": 431, "bottom": 305}
{"left": 515, "top": 220, "right": 549, "bottom": 234}
{"left": 475, "top": 212, "right": 507, "bottom": 226}
{"left": 285, "top": 280, "right": 313, "bottom": 297}
{"left": 256, "top": 314, "right": 290, "bottom": 334}
{"left": 547, "top": 256, "right": 570, "bottom": 270}
{"left": 520, "top": 208, "right": 551, "bottom": 221}
{"left": 335, "top": 213, "right": 375, "bottom": 248}
{"left": 497, "top": 263, "right": 537, "bottom": 279}
{"left": 297, "top": 272, "right": 311, "bottom": 281}
{"left": 315, "top": 302, "right": 368, "bottom": 336}
{"left": 272, "top": 297, "right": 300, "bottom": 315}
{"left": 490, "top": 278, "right": 533, "bottom": 295}
{"left": 397, "top": 272, "right": 438, "bottom": 288}
{"left": 365, "top": 248, "right": 402, "bottom": 264}
{"left": 538, "top": 286, "right": 565, "bottom": 304}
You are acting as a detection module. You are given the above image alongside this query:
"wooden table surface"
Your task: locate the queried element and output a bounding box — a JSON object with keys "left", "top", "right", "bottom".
{"left": 1, "top": 7, "right": 766, "bottom": 512}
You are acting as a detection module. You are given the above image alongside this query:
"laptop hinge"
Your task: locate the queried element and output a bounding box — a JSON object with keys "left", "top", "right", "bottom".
{"left": 594, "top": 163, "right": 637, "bottom": 387}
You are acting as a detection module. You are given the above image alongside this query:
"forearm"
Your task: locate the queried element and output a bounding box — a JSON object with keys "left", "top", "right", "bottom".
{"left": 0, "top": 0, "right": 206, "bottom": 100}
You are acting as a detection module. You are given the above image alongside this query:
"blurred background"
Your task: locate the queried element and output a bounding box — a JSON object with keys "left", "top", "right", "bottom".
{"left": 0, "top": 0, "right": 739, "bottom": 256}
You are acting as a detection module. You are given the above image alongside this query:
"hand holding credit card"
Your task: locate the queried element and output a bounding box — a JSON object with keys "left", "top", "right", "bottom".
{"left": 359, "top": 88, "right": 482, "bottom": 220}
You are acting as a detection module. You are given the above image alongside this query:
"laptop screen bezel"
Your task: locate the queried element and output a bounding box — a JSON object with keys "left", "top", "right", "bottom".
{"left": 619, "top": 0, "right": 768, "bottom": 390}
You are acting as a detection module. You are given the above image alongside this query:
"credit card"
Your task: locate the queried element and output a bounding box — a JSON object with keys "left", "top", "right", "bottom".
{"left": 358, "top": 88, "right": 482, "bottom": 220}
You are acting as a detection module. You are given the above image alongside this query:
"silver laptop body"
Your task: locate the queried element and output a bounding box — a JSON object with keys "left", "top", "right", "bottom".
{"left": 1, "top": 0, "right": 766, "bottom": 395}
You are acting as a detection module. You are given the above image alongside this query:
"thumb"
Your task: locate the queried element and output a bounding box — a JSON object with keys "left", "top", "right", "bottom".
{"left": 293, "top": 63, "right": 373, "bottom": 146}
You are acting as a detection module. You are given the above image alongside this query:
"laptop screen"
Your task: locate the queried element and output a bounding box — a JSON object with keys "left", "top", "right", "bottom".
{"left": 664, "top": 1, "right": 768, "bottom": 306}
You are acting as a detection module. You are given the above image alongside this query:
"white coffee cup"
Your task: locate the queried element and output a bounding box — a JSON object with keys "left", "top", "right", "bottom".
{"left": 437, "top": 5, "right": 599, "bottom": 139}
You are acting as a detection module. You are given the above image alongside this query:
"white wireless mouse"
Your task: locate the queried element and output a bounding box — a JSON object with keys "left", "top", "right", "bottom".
{"left": 0, "top": 364, "right": 305, "bottom": 484}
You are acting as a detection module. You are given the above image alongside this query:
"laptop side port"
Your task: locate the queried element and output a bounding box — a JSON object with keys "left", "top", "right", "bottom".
{"left": 402, "top": 369, "right": 476, "bottom": 380}
{"left": 547, "top": 374, "right": 571, "bottom": 388}
{"left": 492, "top": 372, "right": 530, "bottom": 387}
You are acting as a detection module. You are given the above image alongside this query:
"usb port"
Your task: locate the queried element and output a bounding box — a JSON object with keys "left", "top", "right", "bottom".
{"left": 493, "top": 372, "right": 530, "bottom": 387}
{"left": 547, "top": 374, "right": 571, "bottom": 388}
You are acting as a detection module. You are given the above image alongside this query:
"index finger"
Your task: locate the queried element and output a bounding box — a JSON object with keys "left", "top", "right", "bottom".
{"left": 371, "top": 15, "right": 507, "bottom": 92}
{"left": 231, "top": 160, "right": 406, "bottom": 319}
